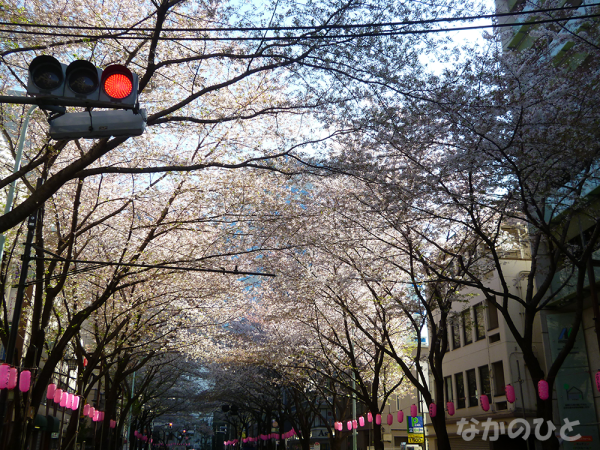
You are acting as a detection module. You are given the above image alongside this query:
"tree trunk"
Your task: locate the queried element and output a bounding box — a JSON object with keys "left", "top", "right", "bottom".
{"left": 430, "top": 414, "right": 451, "bottom": 450}
{"left": 371, "top": 424, "right": 383, "bottom": 450}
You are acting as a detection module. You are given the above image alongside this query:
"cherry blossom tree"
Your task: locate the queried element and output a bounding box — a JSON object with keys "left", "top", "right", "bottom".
{"left": 321, "top": 23, "right": 600, "bottom": 449}
{"left": 0, "top": 0, "right": 481, "bottom": 234}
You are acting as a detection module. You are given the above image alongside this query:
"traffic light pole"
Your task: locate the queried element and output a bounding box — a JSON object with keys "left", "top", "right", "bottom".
{"left": 0, "top": 105, "right": 37, "bottom": 265}
{"left": 0, "top": 180, "right": 42, "bottom": 444}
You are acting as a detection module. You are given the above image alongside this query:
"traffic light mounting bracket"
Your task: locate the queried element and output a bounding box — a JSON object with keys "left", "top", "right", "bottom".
{"left": 0, "top": 94, "right": 139, "bottom": 111}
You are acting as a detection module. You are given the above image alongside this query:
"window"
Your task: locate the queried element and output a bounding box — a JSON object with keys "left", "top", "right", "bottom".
{"left": 496, "top": 401, "right": 508, "bottom": 410}
{"left": 489, "top": 333, "right": 501, "bottom": 343}
{"left": 451, "top": 320, "right": 461, "bottom": 349}
{"left": 487, "top": 299, "right": 499, "bottom": 330}
{"left": 466, "top": 369, "right": 478, "bottom": 407}
{"left": 474, "top": 303, "right": 486, "bottom": 341}
{"left": 444, "top": 376, "right": 453, "bottom": 403}
{"left": 455, "top": 373, "right": 466, "bottom": 409}
{"left": 492, "top": 361, "right": 506, "bottom": 397}
{"left": 462, "top": 309, "right": 473, "bottom": 345}
{"left": 479, "top": 365, "right": 491, "bottom": 399}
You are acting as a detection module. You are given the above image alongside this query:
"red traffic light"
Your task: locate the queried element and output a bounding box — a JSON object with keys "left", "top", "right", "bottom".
{"left": 101, "top": 65, "right": 134, "bottom": 100}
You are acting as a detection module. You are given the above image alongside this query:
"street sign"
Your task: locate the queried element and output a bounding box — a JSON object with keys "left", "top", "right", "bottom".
{"left": 408, "top": 435, "right": 424, "bottom": 444}
{"left": 407, "top": 416, "right": 423, "bottom": 434}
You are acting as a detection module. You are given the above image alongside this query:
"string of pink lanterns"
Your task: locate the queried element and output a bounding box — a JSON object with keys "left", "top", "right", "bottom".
{"left": 134, "top": 430, "right": 152, "bottom": 442}
{"left": 0, "top": 364, "right": 32, "bottom": 392}
{"left": 237, "top": 430, "right": 298, "bottom": 444}
{"left": 47, "top": 383, "right": 117, "bottom": 425}
{"left": 328, "top": 382, "right": 526, "bottom": 429}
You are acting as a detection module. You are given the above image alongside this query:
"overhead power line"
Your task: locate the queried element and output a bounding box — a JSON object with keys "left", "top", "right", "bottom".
{"left": 0, "top": 2, "right": 598, "bottom": 34}
{"left": 0, "top": 13, "right": 598, "bottom": 42}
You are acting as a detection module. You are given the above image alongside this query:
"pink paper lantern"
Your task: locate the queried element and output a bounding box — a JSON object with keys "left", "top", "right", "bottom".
{"left": 347, "top": 420, "right": 352, "bottom": 431}
{"left": 358, "top": 416, "right": 365, "bottom": 427}
{"left": 66, "top": 393, "right": 74, "bottom": 409}
{"left": 89, "top": 406, "right": 95, "bottom": 418}
{"left": 352, "top": 420, "right": 357, "bottom": 429}
{"left": 447, "top": 401, "right": 455, "bottom": 416}
{"left": 506, "top": 384, "right": 515, "bottom": 403}
{"left": 83, "top": 404, "right": 90, "bottom": 416}
{"left": 429, "top": 403, "right": 437, "bottom": 417}
{"left": 595, "top": 371, "right": 600, "bottom": 392}
{"left": 19, "top": 370, "right": 31, "bottom": 392}
{"left": 0, "top": 364, "right": 9, "bottom": 389}
{"left": 410, "top": 404, "right": 417, "bottom": 417}
{"left": 60, "top": 392, "right": 68, "bottom": 407}
{"left": 47, "top": 383, "right": 56, "bottom": 399}
{"left": 110, "top": 419, "right": 116, "bottom": 429}
{"left": 375, "top": 414, "right": 381, "bottom": 425}
{"left": 53, "top": 388, "right": 63, "bottom": 404}
{"left": 387, "top": 414, "right": 393, "bottom": 426}
{"left": 367, "top": 412, "right": 372, "bottom": 423}
{"left": 397, "top": 411, "right": 404, "bottom": 423}
{"left": 7, "top": 368, "right": 17, "bottom": 389}
{"left": 480, "top": 395, "right": 490, "bottom": 411}
{"left": 538, "top": 380, "right": 549, "bottom": 400}
{"left": 334, "top": 421, "right": 340, "bottom": 431}
{"left": 72, "top": 396, "right": 80, "bottom": 410}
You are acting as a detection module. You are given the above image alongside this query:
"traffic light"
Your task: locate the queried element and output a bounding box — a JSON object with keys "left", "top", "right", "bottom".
{"left": 169, "top": 423, "right": 173, "bottom": 429}
{"left": 27, "top": 55, "right": 139, "bottom": 108}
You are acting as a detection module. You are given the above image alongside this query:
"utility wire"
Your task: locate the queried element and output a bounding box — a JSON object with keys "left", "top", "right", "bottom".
{"left": 0, "top": 2, "right": 598, "bottom": 33}
{"left": 0, "top": 13, "right": 598, "bottom": 42}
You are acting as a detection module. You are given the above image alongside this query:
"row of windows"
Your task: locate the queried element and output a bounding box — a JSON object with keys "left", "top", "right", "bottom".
{"left": 450, "top": 300, "right": 499, "bottom": 350}
{"left": 444, "top": 360, "right": 506, "bottom": 410}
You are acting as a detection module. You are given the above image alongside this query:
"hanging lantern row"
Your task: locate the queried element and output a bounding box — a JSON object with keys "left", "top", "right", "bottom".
{"left": 0, "top": 364, "right": 32, "bottom": 392}
{"left": 47, "top": 384, "right": 80, "bottom": 411}
{"left": 134, "top": 430, "right": 150, "bottom": 442}
{"left": 244, "top": 430, "right": 297, "bottom": 442}
{"left": 331, "top": 383, "right": 519, "bottom": 427}
{"left": 49, "top": 384, "right": 113, "bottom": 423}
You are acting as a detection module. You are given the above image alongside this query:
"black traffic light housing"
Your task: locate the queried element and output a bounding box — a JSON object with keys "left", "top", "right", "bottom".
{"left": 27, "top": 55, "right": 65, "bottom": 97}
{"left": 27, "top": 55, "right": 139, "bottom": 109}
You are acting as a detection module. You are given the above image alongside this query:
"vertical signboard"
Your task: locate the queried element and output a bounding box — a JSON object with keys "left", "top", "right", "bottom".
{"left": 407, "top": 416, "right": 424, "bottom": 444}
